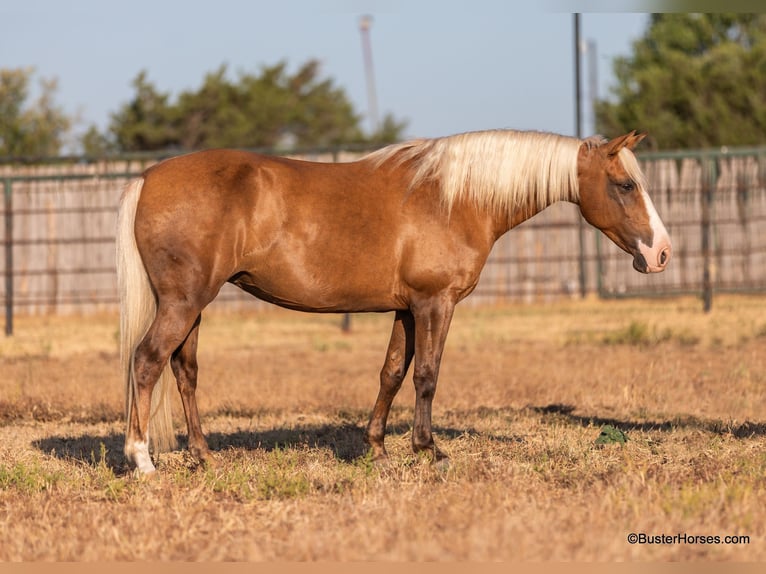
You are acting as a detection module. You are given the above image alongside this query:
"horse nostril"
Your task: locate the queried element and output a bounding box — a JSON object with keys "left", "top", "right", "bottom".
{"left": 659, "top": 247, "right": 670, "bottom": 266}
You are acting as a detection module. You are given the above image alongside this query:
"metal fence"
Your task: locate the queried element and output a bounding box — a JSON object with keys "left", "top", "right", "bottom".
{"left": 2, "top": 145, "right": 765, "bottom": 334}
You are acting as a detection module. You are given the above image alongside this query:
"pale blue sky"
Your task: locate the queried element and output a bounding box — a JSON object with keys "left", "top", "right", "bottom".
{"left": 1, "top": 1, "right": 649, "bottom": 151}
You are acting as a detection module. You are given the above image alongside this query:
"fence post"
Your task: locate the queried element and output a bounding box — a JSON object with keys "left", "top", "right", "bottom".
{"left": 594, "top": 228, "right": 604, "bottom": 297}
{"left": 577, "top": 218, "right": 588, "bottom": 298}
{"left": 4, "top": 178, "right": 13, "bottom": 336}
{"left": 701, "top": 157, "right": 715, "bottom": 313}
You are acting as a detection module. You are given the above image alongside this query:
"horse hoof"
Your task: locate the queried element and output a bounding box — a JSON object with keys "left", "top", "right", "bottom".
{"left": 132, "top": 467, "right": 158, "bottom": 480}
{"left": 200, "top": 454, "right": 219, "bottom": 470}
{"left": 372, "top": 455, "right": 393, "bottom": 469}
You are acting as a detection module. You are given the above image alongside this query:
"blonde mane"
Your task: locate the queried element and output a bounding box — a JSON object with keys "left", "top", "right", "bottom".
{"left": 365, "top": 129, "right": 583, "bottom": 215}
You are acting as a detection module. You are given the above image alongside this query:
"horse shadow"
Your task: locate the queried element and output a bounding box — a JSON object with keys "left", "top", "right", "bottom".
{"left": 32, "top": 420, "right": 519, "bottom": 475}
{"left": 32, "top": 404, "right": 766, "bottom": 475}
{"left": 528, "top": 403, "right": 766, "bottom": 438}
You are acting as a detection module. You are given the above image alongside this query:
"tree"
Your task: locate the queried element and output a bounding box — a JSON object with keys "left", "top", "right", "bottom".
{"left": 81, "top": 125, "right": 117, "bottom": 157}
{"left": 108, "top": 60, "right": 405, "bottom": 152}
{"left": 109, "top": 71, "right": 178, "bottom": 152}
{"left": 368, "top": 113, "right": 409, "bottom": 146}
{"left": 595, "top": 14, "right": 766, "bottom": 150}
{"left": 0, "top": 68, "right": 71, "bottom": 157}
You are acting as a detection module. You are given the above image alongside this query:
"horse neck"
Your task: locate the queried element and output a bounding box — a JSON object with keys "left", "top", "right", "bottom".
{"left": 493, "top": 190, "right": 577, "bottom": 238}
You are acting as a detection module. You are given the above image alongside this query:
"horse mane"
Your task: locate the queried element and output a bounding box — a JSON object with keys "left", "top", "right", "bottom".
{"left": 364, "top": 129, "right": 584, "bottom": 214}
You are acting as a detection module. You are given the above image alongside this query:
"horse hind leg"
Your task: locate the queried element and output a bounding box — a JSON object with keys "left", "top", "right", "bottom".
{"left": 126, "top": 302, "right": 203, "bottom": 473}
{"left": 365, "top": 310, "right": 415, "bottom": 462}
{"left": 170, "top": 314, "right": 214, "bottom": 467}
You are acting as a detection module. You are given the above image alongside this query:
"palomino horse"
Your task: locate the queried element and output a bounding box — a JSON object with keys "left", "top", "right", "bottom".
{"left": 117, "top": 129, "right": 671, "bottom": 474}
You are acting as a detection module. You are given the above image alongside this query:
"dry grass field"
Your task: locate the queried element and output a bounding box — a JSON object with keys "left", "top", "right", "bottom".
{"left": 0, "top": 294, "right": 764, "bottom": 561}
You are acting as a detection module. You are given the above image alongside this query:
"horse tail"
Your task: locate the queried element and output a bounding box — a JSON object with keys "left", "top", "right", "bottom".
{"left": 117, "top": 177, "right": 177, "bottom": 454}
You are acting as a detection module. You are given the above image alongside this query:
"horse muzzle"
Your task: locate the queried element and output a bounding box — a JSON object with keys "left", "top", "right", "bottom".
{"left": 633, "top": 240, "right": 672, "bottom": 274}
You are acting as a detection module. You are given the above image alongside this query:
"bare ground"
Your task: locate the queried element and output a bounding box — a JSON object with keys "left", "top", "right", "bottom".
{"left": 0, "top": 295, "right": 764, "bottom": 560}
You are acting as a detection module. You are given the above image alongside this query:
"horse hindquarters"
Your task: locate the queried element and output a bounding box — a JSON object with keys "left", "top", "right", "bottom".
{"left": 119, "top": 177, "right": 219, "bottom": 473}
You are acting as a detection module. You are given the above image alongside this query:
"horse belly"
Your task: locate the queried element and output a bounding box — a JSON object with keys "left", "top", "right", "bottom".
{"left": 231, "top": 237, "right": 406, "bottom": 313}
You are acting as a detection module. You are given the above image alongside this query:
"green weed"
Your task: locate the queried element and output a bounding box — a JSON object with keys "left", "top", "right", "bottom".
{"left": 0, "top": 461, "right": 63, "bottom": 494}
{"left": 205, "top": 461, "right": 257, "bottom": 502}
{"left": 256, "top": 447, "right": 311, "bottom": 500}
{"left": 89, "top": 443, "right": 126, "bottom": 501}
{"left": 601, "top": 321, "right": 672, "bottom": 346}
{"left": 256, "top": 466, "right": 310, "bottom": 500}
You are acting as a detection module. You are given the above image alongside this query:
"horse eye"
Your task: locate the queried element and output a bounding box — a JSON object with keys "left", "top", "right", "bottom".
{"left": 619, "top": 181, "right": 635, "bottom": 193}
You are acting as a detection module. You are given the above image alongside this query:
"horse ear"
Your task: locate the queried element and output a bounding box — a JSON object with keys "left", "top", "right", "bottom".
{"left": 604, "top": 131, "right": 636, "bottom": 157}
{"left": 626, "top": 132, "right": 647, "bottom": 150}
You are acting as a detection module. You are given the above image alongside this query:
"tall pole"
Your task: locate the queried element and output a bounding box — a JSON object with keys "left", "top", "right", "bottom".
{"left": 574, "top": 14, "right": 582, "bottom": 140}
{"left": 359, "top": 15, "right": 380, "bottom": 135}
{"left": 584, "top": 37, "right": 605, "bottom": 297}
{"left": 587, "top": 39, "right": 598, "bottom": 135}
{"left": 574, "top": 13, "right": 587, "bottom": 299}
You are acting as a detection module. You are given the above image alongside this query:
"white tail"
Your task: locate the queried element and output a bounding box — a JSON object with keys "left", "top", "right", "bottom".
{"left": 117, "top": 178, "right": 177, "bottom": 454}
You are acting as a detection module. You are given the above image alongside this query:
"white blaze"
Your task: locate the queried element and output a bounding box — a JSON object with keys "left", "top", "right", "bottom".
{"left": 637, "top": 189, "right": 672, "bottom": 272}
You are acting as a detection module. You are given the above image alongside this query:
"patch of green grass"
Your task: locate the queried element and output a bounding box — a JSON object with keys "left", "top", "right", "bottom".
{"left": 0, "top": 461, "right": 64, "bottom": 494}
{"left": 89, "top": 443, "right": 127, "bottom": 501}
{"left": 205, "top": 459, "right": 258, "bottom": 502}
{"left": 601, "top": 321, "right": 672, "bottom": 346}
{"left": 256, "top": 464, "right": 311, "bottom": 500}
{"left": 203, "top": 447, "right": 314, "bottom": 501}
{"left": 351, "top": 449, "right": 379, "bottom": 478}
{"left": 567, "top": 319, "right": 706, "bottom": 348}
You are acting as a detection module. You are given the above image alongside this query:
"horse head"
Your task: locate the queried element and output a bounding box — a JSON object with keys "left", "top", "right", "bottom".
{"left": 577, "top": 131, "right": 671, "bottom": 273}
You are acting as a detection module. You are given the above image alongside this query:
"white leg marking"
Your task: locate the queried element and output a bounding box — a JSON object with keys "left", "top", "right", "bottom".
{"left": 127, "top": 440, "right": 156, "bottom": 474}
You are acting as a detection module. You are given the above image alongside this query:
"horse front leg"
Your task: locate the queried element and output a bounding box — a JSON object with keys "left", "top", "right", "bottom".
{"left": 410, "top": 297, "right": 456, "bottom": 463}
{"left": 170, "top": 314, "right": 214, "bottom": 467}
{"left": 365, "top": 310, "right": 415, "bottom": 462}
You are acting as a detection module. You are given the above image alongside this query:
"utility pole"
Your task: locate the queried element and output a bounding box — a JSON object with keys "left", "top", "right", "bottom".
{"left": 587, "top": 39, "right": 598, "bottom": 135}
{"left": 574, "top": 13, "right": 587, "bottom": 299}
{"left": 574, "top": 14, "right": 582, "bottom": 140}
{"left": 359, "top": 15, "right": 380, "bottom": 135}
